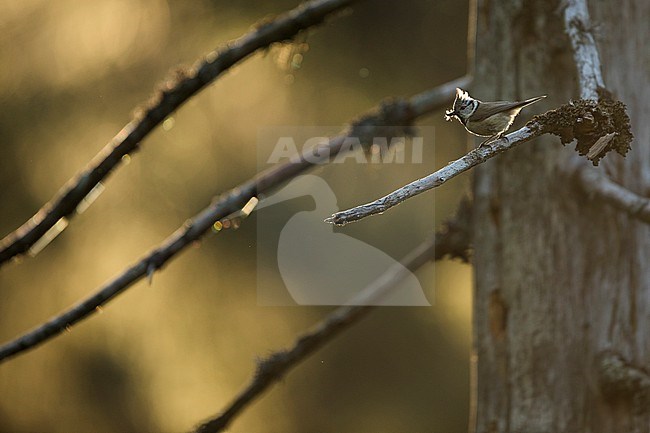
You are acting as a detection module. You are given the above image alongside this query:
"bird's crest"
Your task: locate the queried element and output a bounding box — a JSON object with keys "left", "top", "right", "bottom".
{"left": 445, "top": 88, "right": 474, "bottom": 121}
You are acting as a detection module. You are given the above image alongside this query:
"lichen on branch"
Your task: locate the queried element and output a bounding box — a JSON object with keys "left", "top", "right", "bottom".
{"left": 532, "top": 90, "right": 633, "bottom": 165}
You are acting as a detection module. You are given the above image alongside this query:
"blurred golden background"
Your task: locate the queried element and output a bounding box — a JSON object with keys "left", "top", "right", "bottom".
{"left": 0, "top": 1, "right": 472, "bottom": 431}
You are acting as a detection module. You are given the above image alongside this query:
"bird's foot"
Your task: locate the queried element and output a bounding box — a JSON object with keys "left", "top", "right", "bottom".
{"left": 478, "top": 135, "right": 497, "bottom": 148}
{"left": 478, "top": 133, "right": 508, "bottom": 149}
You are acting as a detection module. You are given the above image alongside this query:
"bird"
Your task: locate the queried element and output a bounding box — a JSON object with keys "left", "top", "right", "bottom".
{"left": 445, "top": 88, "right": 546, "bottom": 147}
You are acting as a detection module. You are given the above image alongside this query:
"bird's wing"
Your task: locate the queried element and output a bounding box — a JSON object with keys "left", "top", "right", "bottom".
{"left": 471, "top": 96, "right": 546, "bottom": 122}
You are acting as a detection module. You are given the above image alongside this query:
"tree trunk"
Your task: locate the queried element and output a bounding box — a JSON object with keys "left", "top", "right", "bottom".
{"left": 471, "top": 0, "right": 650, "bottom": 432}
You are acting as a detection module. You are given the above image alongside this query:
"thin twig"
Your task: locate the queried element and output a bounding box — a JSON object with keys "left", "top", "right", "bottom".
{"left": 193, "top": 200, "right": 472, "bottom": 433}
{"left": 326, "top": 124, "right": 542, "bottom": 226}
{"left": 0, "top": 0, "right": 357, "bottom": 267}
{"left": 0, "top": 76, "right": 471, "bottom": 363}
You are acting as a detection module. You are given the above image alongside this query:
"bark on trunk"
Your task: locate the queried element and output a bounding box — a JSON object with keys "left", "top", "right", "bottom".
{"left": 471, "top": 0, "right": 650, "bottom": 432}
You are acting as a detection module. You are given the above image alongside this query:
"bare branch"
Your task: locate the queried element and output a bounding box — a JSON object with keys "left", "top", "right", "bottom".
{"left": 563, "top": 0, "right": 604, "bottom": 100}
{"left": 0, "top": 0, "right": 357, "bottom": 267}
{"left": 573, "top": 163, "right": 650, "bottom": 224}
{"left": 562, "top": 0, "right": 634, "bottom": 166}
{"left": 0, "top": 76, "right": 470, "bottom": 363}
{"left": 329, "top": 0, "right": 623, "bottom": 227}
{"left": 562, "top": 0, "right": 647, "bottom": 223}
{"left": 325, "top": 0, "right": 632, "bottom": 226}
{"left": 326, "top": 124, "right": 542, "bottom": 226}
{"left": 193, "top": 200, "right": 472, "bottom": 433}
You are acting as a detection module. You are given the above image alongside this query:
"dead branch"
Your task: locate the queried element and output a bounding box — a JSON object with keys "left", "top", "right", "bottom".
{"left": 193, "top": 200, "right": 472, "bottom": 433}
{"left": 0, "top": 76, "right": 471, "bottom": 364}
{"left": 563, "top": 0, "right": 647, "bottom": 225}
{"left": 573, "top": 162, "right": 650, "bottom": 224}
{"left": 326, "top": 123, "right": 543, "bottom": 226}
{"left": 0, "top": 0, "right": 357, "bottom": 267}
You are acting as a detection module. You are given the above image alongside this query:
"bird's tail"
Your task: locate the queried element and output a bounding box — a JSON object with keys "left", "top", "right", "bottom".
{"left": 521, "top": 95, "right": 547, "bottom": 107}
